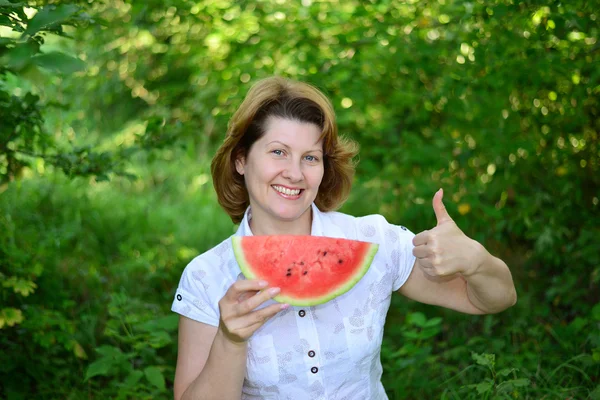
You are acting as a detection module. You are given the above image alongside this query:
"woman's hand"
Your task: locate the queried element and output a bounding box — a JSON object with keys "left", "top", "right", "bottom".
{"left": 218, "top": 279, "right": 288, "bottom": 345}
{"left": 412, "top": 189, "right": 485, "bottom": 280}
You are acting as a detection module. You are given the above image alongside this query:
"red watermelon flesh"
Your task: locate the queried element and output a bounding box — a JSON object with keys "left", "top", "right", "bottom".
{"left": 232, "top": 235, "right": 379, "bottom": 306}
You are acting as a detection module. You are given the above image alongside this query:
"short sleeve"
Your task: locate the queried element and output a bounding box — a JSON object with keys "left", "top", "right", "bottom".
{"left": 171, "top": 257, "right": 222, "bottom": 327}
{"left": 389, "top": 223, "right": 417, "bottom": 291}
{"left": 353, "top": 213, "right": 416, "bottom": 292}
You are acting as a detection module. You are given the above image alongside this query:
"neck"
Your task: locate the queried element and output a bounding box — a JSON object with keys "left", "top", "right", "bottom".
{"left": 249, "top": 208, "right": 313, "bottom": 236}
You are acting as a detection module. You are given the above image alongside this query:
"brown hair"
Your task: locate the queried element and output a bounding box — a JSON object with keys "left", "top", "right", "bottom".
{"left": 211, "top": 76, "right": 359, "bottom": 224}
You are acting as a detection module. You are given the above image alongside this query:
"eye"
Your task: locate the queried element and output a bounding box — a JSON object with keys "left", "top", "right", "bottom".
{"left": 271, "top": 149, "right": 284, "bottom": 156}
{"left": 304, "top": 155, "right": 320, "bottom": 163}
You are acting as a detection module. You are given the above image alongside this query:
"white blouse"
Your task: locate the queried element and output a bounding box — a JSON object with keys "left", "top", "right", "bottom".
{"left": 171, "top": 203, "right": 416, "bottom": 399}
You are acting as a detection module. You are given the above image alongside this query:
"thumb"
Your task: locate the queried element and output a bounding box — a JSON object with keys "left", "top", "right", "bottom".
{"left": 433, "top": 188, "right": 452, "bottom": 226}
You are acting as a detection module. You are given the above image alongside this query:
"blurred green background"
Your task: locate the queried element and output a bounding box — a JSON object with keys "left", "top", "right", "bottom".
{"left": 1, "top": 0, "right": 599, "bottom": 399}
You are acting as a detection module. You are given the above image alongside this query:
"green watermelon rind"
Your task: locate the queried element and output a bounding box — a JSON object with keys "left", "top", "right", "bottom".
{"left": 231, "top": 236, "right": 379, "bottom": 307}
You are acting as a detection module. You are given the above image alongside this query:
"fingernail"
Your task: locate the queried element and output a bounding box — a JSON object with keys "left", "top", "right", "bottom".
{"left": 269, "top": 287, "right": 280, "bottom": 295}
{"left": 280, "top": 304, "right": 289, "bottom": 310}
{"left": 258, "top": 280, "right": 268, "bottom": 287}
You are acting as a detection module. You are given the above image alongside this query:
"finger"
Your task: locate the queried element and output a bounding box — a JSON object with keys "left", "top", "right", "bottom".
{"left": 412, "top": 245, "right": 431, "bottom": 259}
{"left": 418, "top": 257, "right": 450, "bottom": 276}
{"left": 224, "top": 279, "right": 268, "bottom": 302}
{"left": 423, "top": 272, "right": 457, "bottom": 283}
{"left": 433, "top": 188, "right": 453, "bottom": 226}
{"left": 235, "top": 303, "right": 289, "bottom": 338}
{"left": 238, "top": 290, "right": 259, "bottom": 303}
{"left": 249, "top": 302, "right": 288, "bottom": 326}
{"left": 417, "top": 257, "right": 434, "bottom": 269}
{"left": 236, "top": 287, "right": 281, "bottom": 316}
{"left": 412, "top": 230, "right": 429, "bottom": 246}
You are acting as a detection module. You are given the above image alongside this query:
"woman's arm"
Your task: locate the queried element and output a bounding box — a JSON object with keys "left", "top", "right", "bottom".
{"left": 398, "top": 189, "right": 516, "bottom": 314}
{"left": 174, "top": 318, "right": 245, "bottom": 400}
{"left": 174, "top": 280, "right": 286, "bottom": 400}
{"left": 399, "top": 249, "right": 516, "bottom": 314}
{"left": 462, "top": 243, "right": 517, "bottom": 313}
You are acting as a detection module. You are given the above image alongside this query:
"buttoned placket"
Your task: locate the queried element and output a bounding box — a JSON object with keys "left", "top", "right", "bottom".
{"left": 294, "top": 305, "right": 326, "bottom": 399}
{"left": 238, "top": 203, "right": 330, "bottom": 398}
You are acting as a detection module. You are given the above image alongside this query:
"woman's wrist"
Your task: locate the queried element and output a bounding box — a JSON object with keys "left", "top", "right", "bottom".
{"left": 460, "top": 239, "right": 487, "bottom": 278}
{"left": 215, "top": 326, "right": 249, "bottom": 353}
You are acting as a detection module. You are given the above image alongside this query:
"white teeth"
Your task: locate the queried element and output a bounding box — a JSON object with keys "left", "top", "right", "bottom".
{"left": 274, "top": 186, "right": 300, "bottom": 196}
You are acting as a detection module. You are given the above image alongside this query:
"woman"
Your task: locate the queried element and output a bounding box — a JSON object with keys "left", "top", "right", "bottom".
{"left": 171, "top": 76, "right": 517, "bottom": 400}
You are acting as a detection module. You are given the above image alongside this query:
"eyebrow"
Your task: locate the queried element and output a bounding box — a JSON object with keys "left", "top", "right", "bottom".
{"left": 266, "top": 141, "right": 323, "bottom": 153}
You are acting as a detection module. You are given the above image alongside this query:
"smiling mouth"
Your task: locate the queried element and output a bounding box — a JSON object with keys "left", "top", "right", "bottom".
{"left": 272, "top": 185, "right": 303, "bottom": 197}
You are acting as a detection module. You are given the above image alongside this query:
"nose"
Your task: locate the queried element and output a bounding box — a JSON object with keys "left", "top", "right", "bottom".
{"left": 282, "top": 160, "right": 303, "bottom": 182}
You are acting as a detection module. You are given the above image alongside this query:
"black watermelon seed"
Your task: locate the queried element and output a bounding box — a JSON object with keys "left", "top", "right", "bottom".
{"left": 286, "top": 272, "right": 292, "bottom": 277}
{"left": 338, "top": 259, "right": 343, "bottom": 264}
{"left": 303, "top": 271, "right": 308, "bottom": 275}
{"left": 323, "top": 251, "right": 328, "bottom": 256}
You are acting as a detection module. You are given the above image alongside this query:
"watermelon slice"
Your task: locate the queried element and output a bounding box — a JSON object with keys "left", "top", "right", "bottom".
{"left": 231, "top": 235, "right": 379, "bottom": 306}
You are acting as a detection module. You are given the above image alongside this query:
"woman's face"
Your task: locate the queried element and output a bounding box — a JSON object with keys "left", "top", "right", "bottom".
{"left": 235, "top": 117, "right": 324, "bottom": 232}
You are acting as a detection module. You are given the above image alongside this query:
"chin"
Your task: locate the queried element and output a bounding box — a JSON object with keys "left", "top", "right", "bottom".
{"left": 275, "top": 211, "right": 304, "bottom": 221}
{"left": 272, "top": 206, "right": 309, "bottom": 221}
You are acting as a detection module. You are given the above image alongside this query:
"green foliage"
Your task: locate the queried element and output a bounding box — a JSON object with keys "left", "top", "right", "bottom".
{"left": 462, "top": 352, "right": 530, "bottom": 399}
{"left": 0, "top": 168, "right": 230, "bottom": 398}
{"left": 1, "top": 0, "right": 599, "bottom": 398}
{"left": 82, "top": 293, "right": 177, "bottom": 398}
{"left": 0, "top": 2, "right": 148, "bottom": 186}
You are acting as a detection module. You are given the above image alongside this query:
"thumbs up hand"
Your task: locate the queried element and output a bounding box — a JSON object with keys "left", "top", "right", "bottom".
{"left": 412, "top": 189, "right": 484, "bottom": 280}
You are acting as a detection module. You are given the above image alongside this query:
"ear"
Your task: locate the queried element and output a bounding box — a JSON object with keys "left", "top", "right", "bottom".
{"left": 234, "top": 155, "right": 245, "bottom": 175}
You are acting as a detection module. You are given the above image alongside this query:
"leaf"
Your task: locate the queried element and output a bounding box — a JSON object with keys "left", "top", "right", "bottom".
{"left": 147, "top": 330, "right": 172, "bottom": 348}
{"left": 0, "top": 307, "right": 24, "bottom": 328}
{"left": 2, "top": 41, "right": 40, "bottom": 70}
{"left": 84, "top": 345, "right": 132, "bottom": 381}
{"left": 475, "top": 381, "right": 493, "bottom": 394}
{"left": 0, "top": 14, "right": 14, "bottom": 28}
{"left": 504, "top": 378, "right": 530, "bottom": 387}
{"left": 144, "top": 366, "right": 165, "bottom": 391}
{"left": 84, "top": 357, "right": 114, "bottom": 381}
{"left": 23, "top": 4, "right": 79, "bottom": 36}
{"left": 401, "top": 329, "right": 421, "bottom": 339}
{"left": 472, "top": 352, "right": 495, "bottom": 368}
{"left": 423, "top": 317, "right": 443, "bottom": 328}
{"left": 2, "top": 276, "right": 37, "bottom": 296}
{"left": 95, "top": 345, "right": 123, "bottom": 358}
{"left": 569, "top": 316, "right": 589, "bottom": 333}
{"left": 407, "top": 312, "right": 427, "bottom": 327}
{"left": 123, "top": 370, "right": 144, "bottom": 388}
{"left": 73, "top": 341, "right": 88, "bottom": 359}
{"left": 497, "top": 367, "right": 517, "bottom": 377}
{"left": 419, "top": 327, "right": 442, "bottom": 339}
{"left": 31, "top": 51, "right": 85, "bottom": 74}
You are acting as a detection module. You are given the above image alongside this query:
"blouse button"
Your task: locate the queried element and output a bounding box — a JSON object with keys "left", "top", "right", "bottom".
{"left": 176, "top": 294, "right": 182, "bottom": 301}
{"left": 311, "top": 366, "right": 318, "bottom": 374}
{"left": 298, "top": 310, "right": 306, "bottom": 317}
{"left": 308, "top": 350, "right": 315, "bottom": 358}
